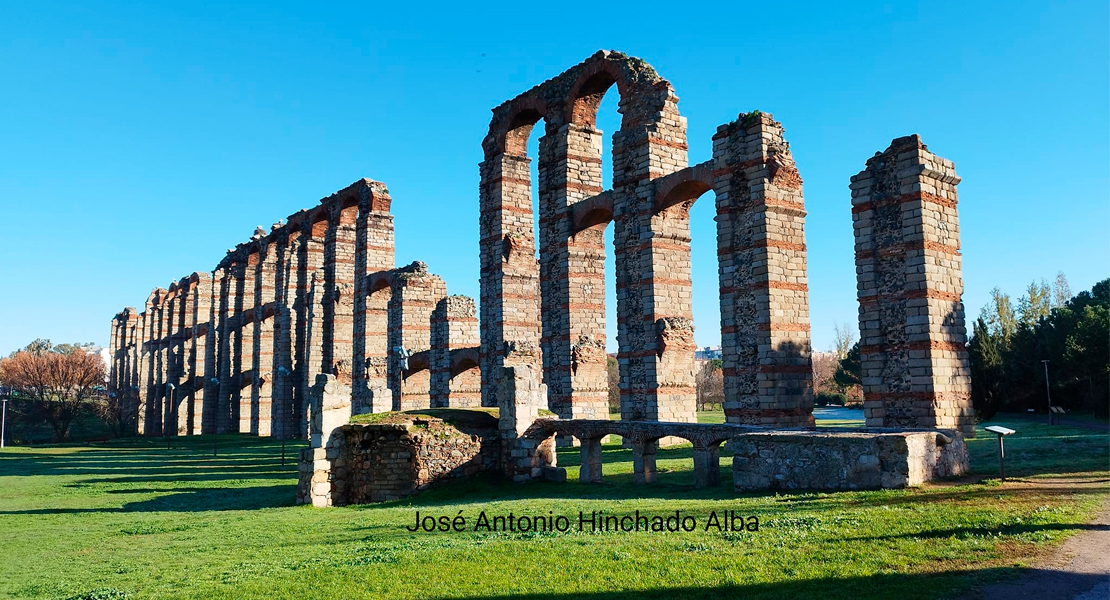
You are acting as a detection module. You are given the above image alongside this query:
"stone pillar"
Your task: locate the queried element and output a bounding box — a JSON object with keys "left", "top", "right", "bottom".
{"left": 430, "top": 296, "right": 480, "bottom": 408}
{"left": 325, "top": 199, "right": 358, "bottom": 389}
{"left": 388, "top": 262, "right": 446, "bottom": 411}
{"left": 189, "top": 273, "right": 213, "bottom": 435}
{"left": 714, "top": 112, "right": 815, "bottom": 427}
{"left": 296, "top": 374, "right": 352, "bottom": 507}
{"left": 578, "top": 438, "right": 604, "bottom": 483}
{"left": 497, "top": 365, "right": 557, "bottom": 482}
{"left": 177, "top": 278, "right": 197, "bottom": 435}
{"left": 272, "top": 230, "right": 296, "bottom": 439}
{"left": 214, "top": 264, "right": 236, "bottom": 434}
{"left": 612, "top": 81, "right": 697, "bottom": 429}
{"left": 539, "top": 123, "right": 611, "bottom": 426}
{"left": 239, "top": 251, "right": 258, "bottom": 433}
{"left": 303, "top": 216, "right": 328, "bottom": 436}
{"left": 352, "top": 180, "right": 395, "bottom": 414}
{"left": 479, "top": 141, "right": 543, "bottom": 410}
{"left": 218, "top": 258, "right": 246, "bottom": 434}
{"left": 254, "top": 238, "right": 279, "bottom": 436}
{"left": 852, "top": 135, "right": 973, "bottom": 437}
{"left": 631, "top": 439, "right": 657, "bottom": 484}
{"left": 691, "top": 441, "right": 721, "bottom": 488}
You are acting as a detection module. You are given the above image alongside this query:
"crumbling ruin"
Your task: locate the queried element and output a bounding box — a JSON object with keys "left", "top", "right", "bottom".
{"left": 109, "top": 51, "right": 974, "bottom": 501}
{"left": 109, "top": 180, "right": 481, "bottom": 438}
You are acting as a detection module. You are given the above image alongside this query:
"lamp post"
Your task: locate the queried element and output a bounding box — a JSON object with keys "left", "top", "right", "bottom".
{"left": 2, "top": 395, "right": 8, "bottom": 449}
{"left": 1042, "top": 360, "right": 1053, "bottom": 425}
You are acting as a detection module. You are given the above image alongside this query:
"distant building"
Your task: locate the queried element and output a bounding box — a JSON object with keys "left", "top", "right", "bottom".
{"left": 695, "top": 346, "right": 721, "bottom": 360}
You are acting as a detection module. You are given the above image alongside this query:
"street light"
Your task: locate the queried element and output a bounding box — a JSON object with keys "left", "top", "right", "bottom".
{"left": 984, "top": 425, "right": 1016, "bottom": 481}
{"left": 1, "top": 394, "right": 8, "bottom": 450}
{"left": 1042, "top": 360, "right": 1053, "bottom": 425}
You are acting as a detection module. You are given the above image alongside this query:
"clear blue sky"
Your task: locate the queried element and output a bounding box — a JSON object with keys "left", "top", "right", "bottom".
{"left": 1, "top": 1, "right": 1107, "bottom": 357}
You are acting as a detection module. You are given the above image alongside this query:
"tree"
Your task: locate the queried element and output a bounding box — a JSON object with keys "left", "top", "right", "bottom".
{"left": 833, "top": 342, "right": 861, "bottom": 389}
{"left": 0, "top": 340, "right": 105, "bottom": 441}
{"left": 1018, "top": 279, "right": 1052, "bottom": 329}
{"left": 1053, "top": 272, "right": 1072, "bottom": 309}
{"left": 980, "top": 287, "right": 1017, "bottom": 342}
{"left": 969, "top": 277, "right": 1109, "bottom": 419}
{"left": 811, "top": 352, "right": 838, "bottom": 395}
{"left": 832, "top": 322, "right": 856, "bottom": 360}
{"left": 695, "top": 359, "right": 724, "bottom": 411}
{"left": 967, "top": 317, "right": 1005, "bottom": 420}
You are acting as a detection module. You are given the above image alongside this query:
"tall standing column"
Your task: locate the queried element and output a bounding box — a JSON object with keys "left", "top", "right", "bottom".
{"left": 239, "top": 251, "right": 258, "bottom": 433}
{"left": 852, "top": 135, "right": 973, "bottom": 436}
{"left": 539, "top": 123, "right": 610, "bottom": 424}
{"left": 430, "top": 295, "right": 480, "bottom": 407}
{"left": 352, "top": 180, "right": 394, "bottom": 414}
{"left": 189, "top": 273, "right": 213, "bottom": 435}
{"left": 325, "top": 200, "right": 358, "bottom": 387}
{"left": 479, "top": 139, "right": 543, "bottom": 408}
{"left": 255, "top": 237, "right": 279, "bottom": 436}
{"left": 612, "top": 84, "right": 696, "bottom": 427}
{"left": 272, "top": 230, "right": 295, "bottom": 439}
{"left": 388, "top": 262, "right": 446, "bottom": 411}
{"left": 714, "top": 112, "right": 814, "bottom": 427}
{"left": 303, "top": 216, "right": 328, "bottom": 436}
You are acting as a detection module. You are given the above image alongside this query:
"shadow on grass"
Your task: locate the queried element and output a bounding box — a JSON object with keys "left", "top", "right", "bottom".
{"left": 416, "top": 569, "right": 1107, "bottom": 600}
{"left": 0, "top": 484, "right": 292, "bottom": 514}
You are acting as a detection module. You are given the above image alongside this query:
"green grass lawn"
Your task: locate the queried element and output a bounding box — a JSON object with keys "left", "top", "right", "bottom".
{"left": 0, "top": 418, "right": 1106, "bottom": 600}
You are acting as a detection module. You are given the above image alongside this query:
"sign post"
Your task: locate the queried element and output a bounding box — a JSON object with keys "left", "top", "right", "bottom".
{"left": 984, "top": 425, "right": 1016, "bottom": 481}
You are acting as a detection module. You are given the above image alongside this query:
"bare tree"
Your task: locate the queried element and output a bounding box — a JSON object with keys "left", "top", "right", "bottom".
{"left": 833, "top": 322, "right": 856, "bottom": 360}
{"left": 1053, "top": 271, "right": 1072, "bottom": 309}
{"left": 695, "top": 359, "right": 724, "bottom": 411}
{"left": 811, "top": 351, "right": 838, "bottom": 395}
{"left": 0, "top": 341, "right": 105, "bottom": 441}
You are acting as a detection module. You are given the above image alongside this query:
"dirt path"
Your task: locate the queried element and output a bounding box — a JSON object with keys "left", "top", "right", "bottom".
{"left": 962, "top": 498, "right": 1110, "bottom": 599}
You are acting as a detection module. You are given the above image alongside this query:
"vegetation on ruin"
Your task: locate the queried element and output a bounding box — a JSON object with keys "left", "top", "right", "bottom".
{"left": 1, "top": 412, "right": 1106, "bottom": 600}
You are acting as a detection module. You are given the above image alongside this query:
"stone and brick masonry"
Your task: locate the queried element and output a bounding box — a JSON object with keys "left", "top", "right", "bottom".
{"left": 112, "top": 52, "right": 973, "bottom": 474}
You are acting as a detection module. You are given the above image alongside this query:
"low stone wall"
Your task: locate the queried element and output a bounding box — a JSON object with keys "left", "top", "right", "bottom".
{"left": 298, "top": 411, "right": 500, "bottom": 506}
{"left": 731, "top": 429, "right": 968, "bottom": 491}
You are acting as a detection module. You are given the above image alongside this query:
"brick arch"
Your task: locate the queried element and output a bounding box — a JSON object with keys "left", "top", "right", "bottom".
{"left": 484, "top": 95, "right": 550, "bottom": 158}
{"left": 653, "top": 162, "right": 715, "bottom": 214}
{"left": 308, "top": 207, "right": 329, "bottom": 238}
{"left": 566, "top": 63, "right": 624, "bottom": 128}
{"left": 450, "top": 347, "right": 480, "bottom": 377}
{"left": 366, "top": 271, "right": 393, "bottom": 295}
{"left": 571, "top": 192, "right": 614, "bottom": 234}
{"left": 339, "top": 195, "right": 358, "bottom": 225}
{"left": 565, "top": 52, "right": 675, "bottom": 130}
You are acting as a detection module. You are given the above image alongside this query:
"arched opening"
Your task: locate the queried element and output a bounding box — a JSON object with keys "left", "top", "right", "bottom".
{"left": 448, "top": 357, "right": 481, "bottom": 407}
{"left": 654, "top": 175, "right": 720, "bottom": 417}
{"left": 360, "top": 276, "right": 392, "bottom": 413}
{"left": 536, "top": 70, "right": 622, "bottom": 433}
